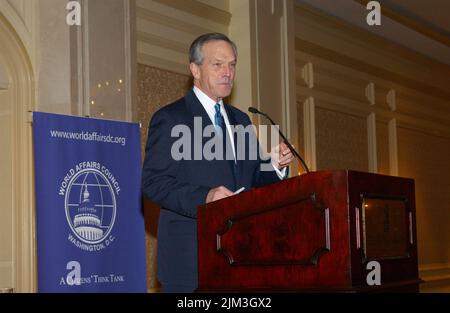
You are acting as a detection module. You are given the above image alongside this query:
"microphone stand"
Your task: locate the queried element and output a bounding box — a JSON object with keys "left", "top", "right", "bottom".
{"left": 249, "top": 108, "right": 310, "bottom": 173}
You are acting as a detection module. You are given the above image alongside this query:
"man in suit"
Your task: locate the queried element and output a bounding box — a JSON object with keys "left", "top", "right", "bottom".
{"left": 142, "top": 33, "right": 294, "bottom": 293}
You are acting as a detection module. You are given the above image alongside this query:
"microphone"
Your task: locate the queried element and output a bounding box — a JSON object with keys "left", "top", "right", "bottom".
{"left": 248, "top": 106, "right": 310, "bottom": 173}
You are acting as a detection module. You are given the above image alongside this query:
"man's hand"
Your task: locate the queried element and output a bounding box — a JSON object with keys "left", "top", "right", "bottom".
{"left": 206, "top": 186, "right": 234, "bottom": 203}
{"left": 273, "top": 142, "right": 295, "bottom": 170}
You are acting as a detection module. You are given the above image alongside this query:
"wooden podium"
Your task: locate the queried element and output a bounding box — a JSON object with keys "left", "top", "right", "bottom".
{"left": 197, "top": 170, "right": 421, "bottom": 292}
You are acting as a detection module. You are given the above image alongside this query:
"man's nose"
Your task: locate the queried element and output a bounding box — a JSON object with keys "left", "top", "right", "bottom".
{"left": 222, "top": 65, "right": 232, "bottom": 77}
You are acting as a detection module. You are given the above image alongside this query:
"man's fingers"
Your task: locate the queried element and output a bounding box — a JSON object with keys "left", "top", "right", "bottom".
{"left": 215, "top": 186, "right": 234, "bottom": 200}
{"left": 281, "top": 149, "right": 293, "bottom": 156}
{"left": 280, "top": 143, "right": 294, "bottom": 156}
{"left": 279, "top": 151, "right": 293, "bottom": 162}
{"left": 215, "top": 193, "right": 228, "bottom": 201}
{"left": 219, "top": 186, "right": 234, "bottom": 197}
{"left": 207, "top": 186, "right": 234, "bottom": 203}
{"left": 277, "top": 151, "right": 294, "bottom": 168}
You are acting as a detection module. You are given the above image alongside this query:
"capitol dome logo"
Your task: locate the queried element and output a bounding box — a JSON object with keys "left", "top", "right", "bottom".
{"left": 60, "top": 162, "right": 120, "bottom": 251}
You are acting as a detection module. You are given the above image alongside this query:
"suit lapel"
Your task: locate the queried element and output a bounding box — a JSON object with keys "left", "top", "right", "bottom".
{"left": 185, "top": 89, "right": 213, "bottom": 127}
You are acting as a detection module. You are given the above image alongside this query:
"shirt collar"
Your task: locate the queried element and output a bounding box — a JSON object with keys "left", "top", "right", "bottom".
{"left": 193, "top": 86, "right": 224, "bottom": 110}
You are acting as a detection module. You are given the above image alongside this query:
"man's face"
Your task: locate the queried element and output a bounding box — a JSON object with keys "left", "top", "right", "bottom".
{"left": 190, "top": 40, "right": 236, "bottom": 102}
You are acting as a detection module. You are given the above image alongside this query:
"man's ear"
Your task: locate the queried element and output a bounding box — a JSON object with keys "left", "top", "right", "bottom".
{"left": 190, "top": 63, "right": 201, "bottom": 80}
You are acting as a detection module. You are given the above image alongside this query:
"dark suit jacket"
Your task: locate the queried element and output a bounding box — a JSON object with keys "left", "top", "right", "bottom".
{"left": 141, "top": 89, "right": 281, "bottom": 291}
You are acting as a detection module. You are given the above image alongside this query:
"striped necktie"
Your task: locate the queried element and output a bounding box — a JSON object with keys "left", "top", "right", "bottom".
{"left": 214, "top": 103, "right": 226, "bottom": 136}
{"left": 214, "top": 103, "right": 233, "bottom": 161}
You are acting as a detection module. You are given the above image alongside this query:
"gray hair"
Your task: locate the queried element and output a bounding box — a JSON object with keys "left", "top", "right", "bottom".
{"left": 189, "top": 33, "right": 237, "bottom": 65}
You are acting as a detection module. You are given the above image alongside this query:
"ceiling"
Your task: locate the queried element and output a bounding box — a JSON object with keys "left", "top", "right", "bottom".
{"left": 295, "top": 0, "right": 450, "bottom": 66}
{"left": 383, "top": 0, "right": 450, "bottom": 34}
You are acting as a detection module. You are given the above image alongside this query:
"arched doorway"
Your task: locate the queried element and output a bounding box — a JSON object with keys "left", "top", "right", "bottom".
{"left": 0, "top": 13, "right": 35, "bottom": 292}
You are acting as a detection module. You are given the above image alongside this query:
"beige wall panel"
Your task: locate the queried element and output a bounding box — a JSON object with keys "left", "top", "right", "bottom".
{"left": 398, "top": 127, "right": 450, "bottom": 265}
{"left": 0, "top": 112, "right": 12, "bottom": 276}
{"left": 396, "top": 90, "right": 450, "bottom": 116}
{"left": 137, "top": 64, "right": 191, "bottom": 291}
{"left": 228, "top": 0, "right": 254, "bottom": 113}
{"left": 138, "top": 0, "right": 228, "bottom": 31}
{"left": 36, "top": 0, "right": 71, "bottom": 114}
{"left": 294, "top": 36, "right": 450, "bottom": 102}
{"left": 138, "top": 41, "right": 188, "bottom": 66}
{"left": 295, "top": 51, "right": 390, "bottom": 110}
{"left": 0, "top": 263, "right": 13, "bottom": 288}
{"left": 294, "top": 57, "right": 307, "bottom": 166}
{"left": 137, "top": 53, "right": 190, "bottom": 76}
{"left": 294, "top": 60, "right": 309, "bottom": 90}
{"left": 312, "top": 70, "right": 367, "bottom": 104}
{"left": 154, "top": 0, "right": 230, "bottom": 25}
{"left": 137, "top": 31, "right": 189, "bottom": 54}
{"left": 136, "top": 9, "right": 214, "bottom": 36}
{"left": 195, "top": 0, "right": 230, "bottom": 12}
{"left": 136, "top": 19, "right": 196, "bottom": 45}
{"left": 86, "top": 0, "right": 129, "bottom": 120}
{"left": 136, "top": 18, "right": 192, "bottom": 74}
{"left": 294, "top": 6, "right": 450, "bottom": 93}
{"left": 296, "top": 74, "right": 450, "bottom": 141}
{"left": 136, "top": 0, "right": 231, "bottom": 76}
{"left": 296, "top": 50, "right": 450, "bottom": 120}
{"left": 296, "top": 101, "right": 305, "bottom": 161}
{"left": 295, "top": 48, "right": 450, "bottom": 106}
{"left": 420, "top": 263, "right": 450, "bottom": 292}
{"left": 0, "top": 11, "right": 35, "bottom": 292}
{"left": 297, "top": 86, "right": 372, "bottom": 118}
{"left": 315, "top": 106, "right": 368, "bottom": 172}
{"left": 0, "top": 0, "right": 35, "bottom": 71}
{"left": 373, "top": 86, "right": 392, "bottom": 112}
{"left": 315, "top": 65, "right": 368, "bottom": 92}
{"left": 396, "top": 94, "right": 450, "bottom": 126}
{"left": 253, "top": 0, "right": 283, "bottom": 130}
{"left": 0, "top": 108, "right": 13, "bottom": 287}
{"left": 376, "top": 121, "right": 390, "bottom": 175}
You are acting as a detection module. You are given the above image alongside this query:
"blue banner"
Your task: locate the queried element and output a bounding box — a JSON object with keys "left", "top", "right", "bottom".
{"left": 33, "top": 112, "right": 147, "bottom": 292}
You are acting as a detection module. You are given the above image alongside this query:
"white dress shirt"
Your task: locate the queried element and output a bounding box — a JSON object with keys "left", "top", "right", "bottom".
{"left": 193, "top": 86, "right": 287, "bottom": 179}
{"left": 193, "top": 86, "right": 236, "bottom": 159}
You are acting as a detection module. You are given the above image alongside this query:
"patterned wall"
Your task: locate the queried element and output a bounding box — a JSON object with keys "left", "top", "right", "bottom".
{"left": 137, "top": 63, "right": 191, "bottom": 291}
{"left": 315, "top": 107, "right": 368, "bottom": 172}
